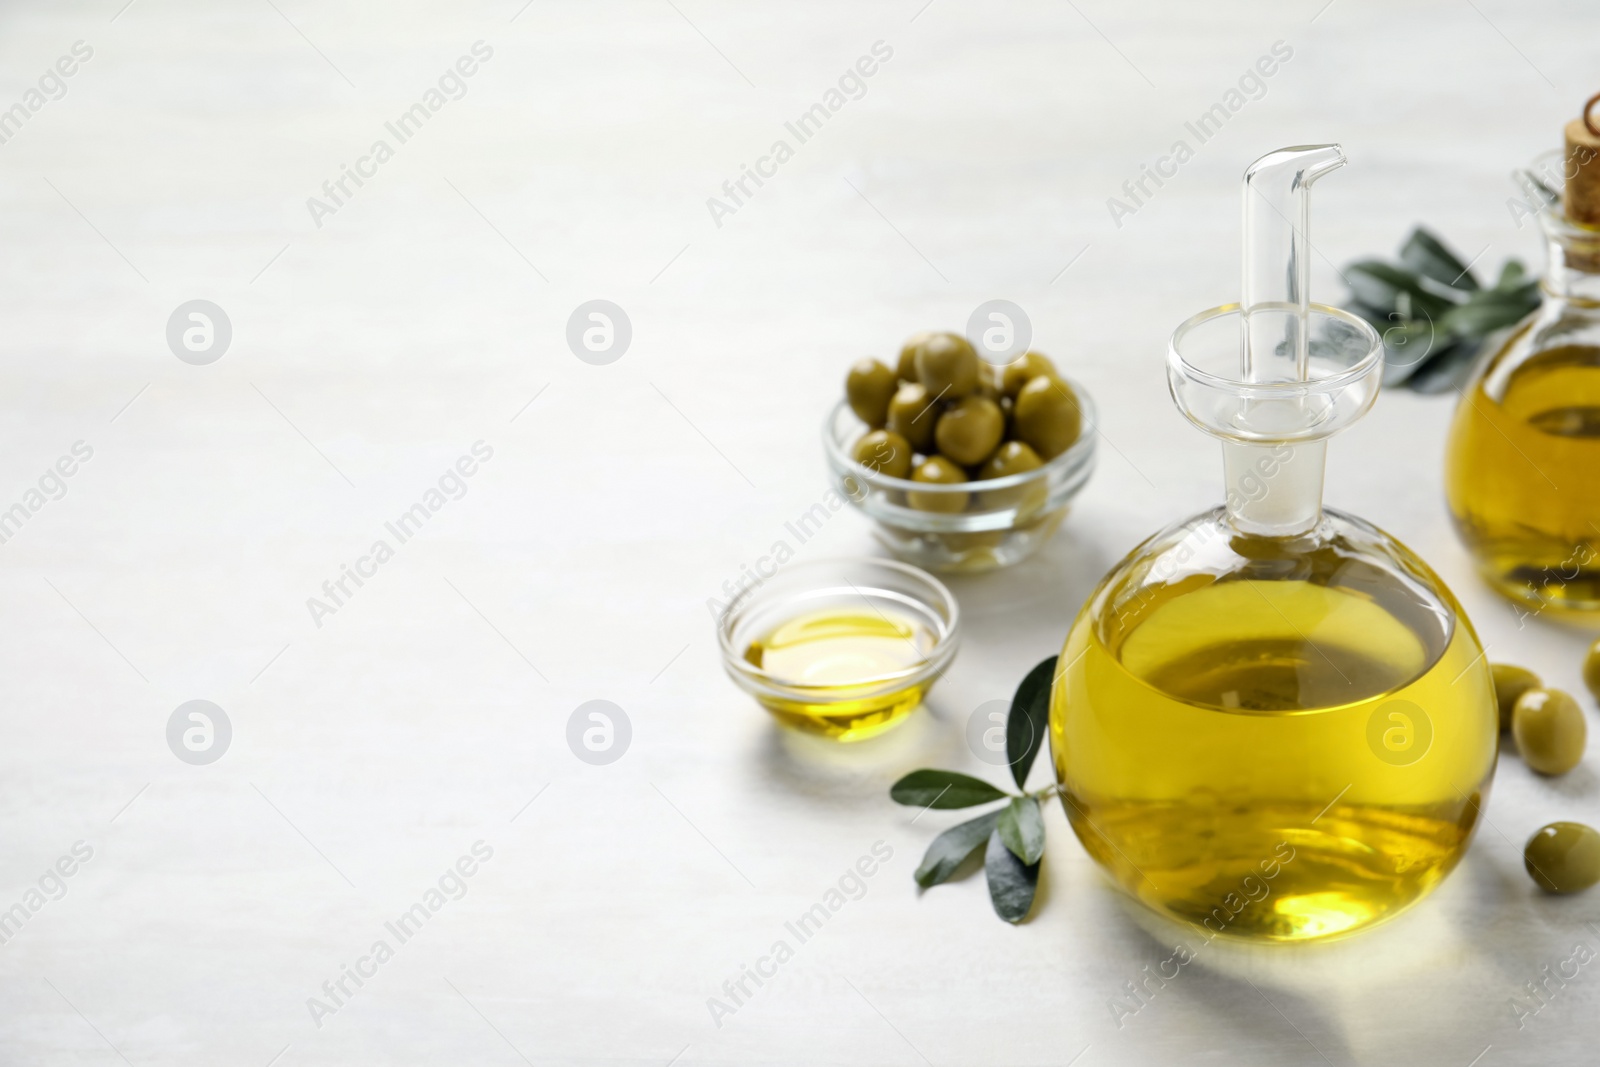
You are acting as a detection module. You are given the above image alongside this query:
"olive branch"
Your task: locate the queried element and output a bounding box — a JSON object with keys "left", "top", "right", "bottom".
{"left": 888, "top": 655, "right": 1058, "bottom": 923}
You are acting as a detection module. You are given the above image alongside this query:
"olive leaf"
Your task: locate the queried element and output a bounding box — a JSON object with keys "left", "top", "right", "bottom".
{"left": 998, "top": 795, "right": 1045, "bottom": 865}
{"left": 890, "top": 769, "right": 1009, "bottom": 810}
{"left": 1442, "top": 284, "right": 1540, "bottom": 337}
{"left": 914, "top": 810, "right": 1000, "bottom": 888}
{"left": 1345, "top": 260, "right": 1455, "bottom": 320}
{"left": 1343, "top": 226, "right": 1541, "bottom": 393}
{"left": 1405, "top": 341, "right": 1485, "bottom": 395}
{"left": 1006, "top": 655, "right": 1057, "bottom": 790}
{"left": 1400, "top": 227, "right": 1478, "bottom": 291}
{"left": 892, "top": 655, "right": 1061, "bottom": 920}
{"left": 984, "top": 828, "right": 1039, "bottom": 923}
{"left": 1495, "top": 259, "right": 1528, "bottom": 290}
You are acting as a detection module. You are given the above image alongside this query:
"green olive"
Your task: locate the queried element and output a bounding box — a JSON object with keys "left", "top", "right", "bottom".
{"left": 977, "top": 440, "right": 1047, "bottom": 513}
{"left": 1013, "top": 376, "right": 1083, "bottom": 459}
{"left": 1492, "top": 663, "right": 1542, "bottom": 732}
{"left": 978, "top": 440, "right": 1044, "bottom": 480}
{"left": 885, "top": 383, "right": 938, "bottom": 451}
{"left": 1525, "top": 821, "right": 1600, "bottom": 894}
{"left": 896, "top": 331, "right": 932, "bottom": 383}
{"left": 1584, "top": 637, "right": 1600, "bottom": 703}
{"left": 1512, "top": 688, "right": 1587, "bottom": 775}
{"left": 851, "top": 429, "right": 912, "bottom": 479}
{"left": 914, "top": 333, "right": 979, "bottom": 399}
{"left": 934, "top": 396, "right": 1004, "bottom": 466}
{"left": 940, "top": 530, "right": 1007, "bottom": 553}
{"left": 1000, "top": 352, "right": 1058, "bottom": 398}
{"left": 845, "top": 358, "right": 897, "bottom": 428}
{"left": 908, "top": 455, "right": 968, "bottom": 513}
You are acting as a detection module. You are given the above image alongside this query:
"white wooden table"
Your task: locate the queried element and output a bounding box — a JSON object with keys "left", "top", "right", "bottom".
{"left": 1, "top": 1, "right": 1597, "bottom": 1063}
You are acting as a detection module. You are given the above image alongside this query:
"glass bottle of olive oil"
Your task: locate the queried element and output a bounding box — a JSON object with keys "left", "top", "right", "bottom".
{"left": 1446, "top": 118, "right": 1600, "bottom": 613}
{"left": 1051, "top": 146, "right": 1497, "bottom": 942}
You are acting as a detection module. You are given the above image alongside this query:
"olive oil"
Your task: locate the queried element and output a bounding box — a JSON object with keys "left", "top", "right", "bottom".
{"left": 1054, "top": 144, "right": 1497, "bottom": 941}
{"left": 744, "top": 606, "right": 934, "bottom": 741}
{"left": 1052, "top": 578, "right": 1497, "bottom": 941}
{"left": 1446, "top": 342, "right": 1600, "bottom": 611}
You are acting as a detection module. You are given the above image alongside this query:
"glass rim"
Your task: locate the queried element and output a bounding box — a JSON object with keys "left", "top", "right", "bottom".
{"left": 1167, "top": 302, "right": 1383, "bottom": 397}
{"left": 821, "top": 373, "right": 1098, "bottom": 495}
{"left": 714, "top": 556, "right": 960, "bottom": 694}
{"left": 1520, "top": 149, "right": 1600, "bottom": 241}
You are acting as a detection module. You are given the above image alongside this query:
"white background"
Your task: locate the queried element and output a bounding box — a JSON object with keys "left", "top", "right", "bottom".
{"left": 1, "top": 1, "right": 1598, "bottom": 1064}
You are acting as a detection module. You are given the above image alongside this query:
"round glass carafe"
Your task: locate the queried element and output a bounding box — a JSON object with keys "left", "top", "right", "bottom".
{"left": 1050, "top": 304, "right": 1498, "bottom": 942}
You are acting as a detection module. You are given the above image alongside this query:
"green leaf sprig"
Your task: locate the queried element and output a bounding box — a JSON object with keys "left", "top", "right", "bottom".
{"left": 889, "top": 655, "right": 1058, "bottom": 923}
{"left": 1343, "top": 226, "right": 1540, "bottom": 394}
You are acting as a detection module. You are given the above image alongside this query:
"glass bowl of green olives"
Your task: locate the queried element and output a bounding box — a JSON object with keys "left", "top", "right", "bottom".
{"left": 824, "top": 332, "right": 1096, "bottom": 573}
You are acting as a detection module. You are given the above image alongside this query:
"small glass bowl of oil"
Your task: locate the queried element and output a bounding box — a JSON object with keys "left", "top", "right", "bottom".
{"left": 716, "top": 558, "right": 960, "bottom": 742}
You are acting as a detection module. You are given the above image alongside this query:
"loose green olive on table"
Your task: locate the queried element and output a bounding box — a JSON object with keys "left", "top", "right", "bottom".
{"left": 1512, "top": 687, "right": 1587, "bottom": 776}
{"left": 1525, "top": 822, "right": 1600, "bottom": 894}
{"left": 1491, "top": 663, "right": 1543, "bottom": 731}
{"left": 1486, "top": 662, "right": 1598, "bottom": 893}
{"left": 842, "top": 331, "right": 1082, "bottom": 513}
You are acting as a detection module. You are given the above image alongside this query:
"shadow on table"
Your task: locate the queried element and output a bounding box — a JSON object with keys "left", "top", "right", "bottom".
{"left": 755, "top": 695, "right": 967, "bottom": 807}
{"left": 1087, "top": 891, "right": 1357, "bottom": 1064}
{"left": 1083, "top": 840, "right": 1551, "bottom": 1063}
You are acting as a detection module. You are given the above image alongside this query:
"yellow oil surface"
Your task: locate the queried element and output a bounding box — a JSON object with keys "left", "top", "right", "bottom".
{"left": 1052, "top": 579, "right": 1497, "bottom": 941}
{"left": 1446, "top": 342, "right": 1600, "bottom": 612}
{"left": 744, "top": 607, "right": 933, "bottom": 741}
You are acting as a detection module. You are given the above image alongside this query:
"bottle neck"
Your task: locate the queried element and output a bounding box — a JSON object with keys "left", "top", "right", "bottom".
{"left": 1222, "top": 440, "right": 1326, "bottom": 537}
{"left": 1540, "top": 218, "right": 1600, "bottom": 306}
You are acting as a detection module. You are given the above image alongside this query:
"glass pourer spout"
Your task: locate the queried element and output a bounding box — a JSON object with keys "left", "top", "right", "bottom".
{"left": 1242, "top": 144, "right": 1346, "bottom": 382}
{"left": 1167, "top": 144, "right": 1382, "bottom": 537}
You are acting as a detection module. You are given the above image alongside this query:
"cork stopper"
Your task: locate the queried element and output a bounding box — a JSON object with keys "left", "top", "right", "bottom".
{"left": 1563, "top": 100, "right": 1600, "bottom": 228}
